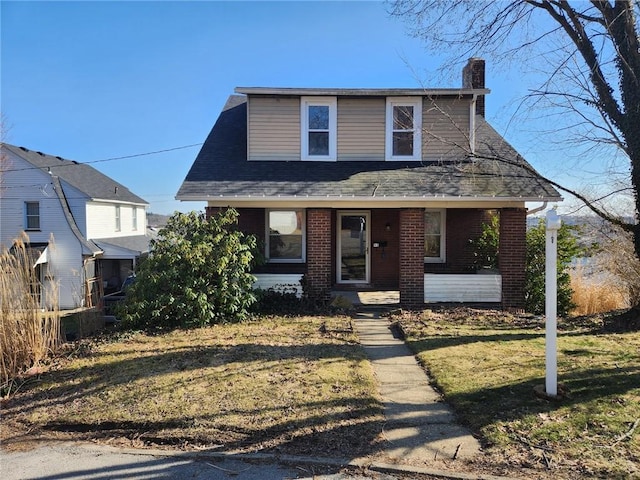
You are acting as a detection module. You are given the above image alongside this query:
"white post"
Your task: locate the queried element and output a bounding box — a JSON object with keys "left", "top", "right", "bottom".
{"left": 545, "top": 209, "right": 561, "bottom": 397}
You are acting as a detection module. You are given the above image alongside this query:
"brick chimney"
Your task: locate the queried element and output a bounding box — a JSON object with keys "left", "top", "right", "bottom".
{"left": 462, "top": 58, "right": 485, "bottom": 117}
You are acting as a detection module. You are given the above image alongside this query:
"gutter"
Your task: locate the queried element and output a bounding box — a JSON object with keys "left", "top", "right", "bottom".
{"left": 177, "top": 194, "right": 561, "bottom": 204}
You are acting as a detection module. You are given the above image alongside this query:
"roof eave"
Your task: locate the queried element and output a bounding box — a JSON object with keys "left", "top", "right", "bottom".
{"left": 177, "top": 194, "right": 562, "bottom": 204}
{"left": 235, "top": 87, "right": 491, "bottom": 97}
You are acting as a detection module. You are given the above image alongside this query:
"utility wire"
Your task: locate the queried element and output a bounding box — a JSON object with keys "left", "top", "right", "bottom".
{"left": 0, "top": 143, "right": 202, "bottom": 173}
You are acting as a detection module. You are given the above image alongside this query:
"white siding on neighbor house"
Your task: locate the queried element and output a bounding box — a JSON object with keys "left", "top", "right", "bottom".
{"left": 0, "top": 151, "right": 87, "bottom": 309}
{"left": 248, "top": 96, "right": 300, "bottom": 161}
{"left": 63, "top": 181, "right": 89, "bottom": 235}
{"left": 337, "top": 98, "right": 385, "bottom": 161}
{"left": 85, "top": 202, "right": 146, "bottom": 239}
{"left": 422, "top": 97, "right": 471, "bottom": 162}
{"left": 424, "top": 274, "right": 502, "bottom": 303}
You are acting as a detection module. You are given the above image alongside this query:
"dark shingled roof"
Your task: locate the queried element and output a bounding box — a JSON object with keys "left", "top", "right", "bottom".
{"left": 3, "top": 143, "right": 148, "bottom": 205}
{"left": 177, "top": 95, "right": 561, "bottom": 202}
{"left": 94, "top": 235, "right": 152, "bottom": 255}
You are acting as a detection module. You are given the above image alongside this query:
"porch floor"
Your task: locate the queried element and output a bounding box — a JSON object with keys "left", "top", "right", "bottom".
{"left": 331, "top": 290, "right": 399, "bottom": 306}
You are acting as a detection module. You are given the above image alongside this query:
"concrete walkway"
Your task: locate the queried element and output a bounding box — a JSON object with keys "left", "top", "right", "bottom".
{"left": 353, "top": 311, "right": 481, "bottom": 466}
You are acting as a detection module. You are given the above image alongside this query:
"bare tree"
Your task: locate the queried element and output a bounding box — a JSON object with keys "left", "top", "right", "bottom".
{"left": 390, "top": 0, "right": 640, "bottom": 305}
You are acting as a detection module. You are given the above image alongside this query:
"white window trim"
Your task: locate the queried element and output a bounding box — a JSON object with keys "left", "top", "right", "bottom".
{"left": 385, "top": 97, "right": 422, "bottom": 161}
{"left": 266, "top": 209, "right": 306, "bottom": 263}
{"left": 424, "top": 209, "right": 446, "bottom": 263}
{"left": 132, "top": 207, "right": 138, "bottom": 231}
{"left": 25, "top": 201, "right": 40, "bottom": 231}
{"left": 301, "top": 96, "right": 337, "bottom": 161}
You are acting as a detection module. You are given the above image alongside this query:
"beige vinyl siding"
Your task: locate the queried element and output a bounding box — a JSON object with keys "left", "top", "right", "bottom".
{"left": 248, "top": 96, "right": 300, "bottom": 161}
{"left": 337, "top": 98, "right": 385, "bottom": 161}
{"left": 422, "top": 97, "right": 471, "bottom": 162}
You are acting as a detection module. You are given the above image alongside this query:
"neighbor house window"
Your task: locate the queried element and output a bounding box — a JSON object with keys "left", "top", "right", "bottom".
{"left": 424, "top": 209, "right": 445, "bottom": 263}
{"left": 386, "top": 97, "right": 422, "bottom": 160}
{"left": 267, "top": 209, "right": 305, "bottom": 262}
{"left": 132, "top": 208, "right": 138, "bottom": 231}
{"left": 115, "top": 205, "right": 121, "bottom": 232}
{"left": 25, "top": 202, "right": 40, "bottom": 230}
{"left": 301, "top": 96, "right": 337, "bottom": 161}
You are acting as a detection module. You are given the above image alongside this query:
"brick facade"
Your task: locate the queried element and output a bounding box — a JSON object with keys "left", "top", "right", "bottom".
{"left": 399, "top": 208, "right": 425, "bottom": 308}
{"left": 499, "top": 208, "right": 526, "bottom": 311}
{"left": 306, "top": 209, "right": 332, "bottom": 301}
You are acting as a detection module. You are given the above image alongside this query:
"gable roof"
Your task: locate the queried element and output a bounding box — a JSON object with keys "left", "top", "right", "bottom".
{"left": 176, "top": 95, "right": 561, "bottom": 204}
{"left": 2, "top": 143, "right": 148, "bottom": 205}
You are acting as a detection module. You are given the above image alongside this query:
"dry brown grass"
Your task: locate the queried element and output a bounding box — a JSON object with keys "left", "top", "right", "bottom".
{"left": 1, "top": 234, "right": 62, "bottom": 393}
{"left": 570, "top": 267, "right": 628, "bottom": 316}
{"left": 1, "top": 316, "right": 384, "bottom": 457}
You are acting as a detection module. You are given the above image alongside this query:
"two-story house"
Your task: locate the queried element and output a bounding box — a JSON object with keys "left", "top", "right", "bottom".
{"left": 177, "top": 59, "right": 562, "bottom": 310}
{"left": 1, "top": 143, "right": 150, "bottom": 310}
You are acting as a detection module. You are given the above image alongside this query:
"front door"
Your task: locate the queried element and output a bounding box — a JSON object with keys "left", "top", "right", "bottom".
{"left": 337, "top": 211, "right": 370, "bottom": 284}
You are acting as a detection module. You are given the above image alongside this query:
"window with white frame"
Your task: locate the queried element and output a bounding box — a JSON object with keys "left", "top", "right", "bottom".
{"left": 301, "top": 97, "right": 337, "bottom": 161}
{"left": 267, "top": 209, "right": 305, "bottom": 262}
{"left": 115, "top": 205, "right": 121, "bottom": 232}
{"left": 132, "top": 207, "right": 138, "bottom": 231}
{"left": 424, "top": 209, "right": 445, "bottom": 263}
{"left": 25, "top": 202, "right": 40, "bottom": 230}
{"left": 386, "top": 97, "right": 422, "bottom": 160}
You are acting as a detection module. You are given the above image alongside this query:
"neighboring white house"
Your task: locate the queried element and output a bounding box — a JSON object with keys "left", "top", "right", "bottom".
{"left": 1, "top": 143, "right": 150, "bottom": 309}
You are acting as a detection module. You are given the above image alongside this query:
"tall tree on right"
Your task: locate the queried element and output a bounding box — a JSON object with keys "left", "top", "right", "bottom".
{"left": 391, "top": 0, "right": 640, "bottom": 318}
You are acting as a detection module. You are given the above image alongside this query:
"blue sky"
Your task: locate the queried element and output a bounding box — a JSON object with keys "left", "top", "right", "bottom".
{"left": 2, "top": 0, "right": 563, "bottom": 214}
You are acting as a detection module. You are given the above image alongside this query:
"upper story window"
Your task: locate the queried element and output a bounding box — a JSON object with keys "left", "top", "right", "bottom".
{"left": 115, "top": 205, "right": 121, "bottom": 232}
{"left": 132, "top": 207, "right": 138, "bottom": 231}
{"left": 25, "top": 201, "right": 40, "bottom": 230}
{"left": 267, "top": 209, "right": 305, "bottom": 262}
{"left": 386, "top": 97, "right": 422, "bottom": 161}
{"left": 424, "top": 209, "right": 445, "bottom": 263}
{"left": 301, "top": 96, "right": 337, "bottom": 161}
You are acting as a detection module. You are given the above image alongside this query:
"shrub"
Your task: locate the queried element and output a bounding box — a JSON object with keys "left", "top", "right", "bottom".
{"left": 118, "top": 209, "right": 259, "bottom": 330}
{"left": 252, "top": 287, "right": 304, "bottom": 315}
{"left": 472, "top": 215, "right": 585, "bottom": 316}
{"left": 525, "top": 218, "right": 585, "bottom": 316}
{"left": 469, "top": 213, "right": 499, "bottom": 269}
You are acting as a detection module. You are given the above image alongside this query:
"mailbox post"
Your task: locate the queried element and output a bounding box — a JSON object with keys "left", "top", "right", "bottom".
{"left": 545, "top": 209, "right": 561, "bottom": 397}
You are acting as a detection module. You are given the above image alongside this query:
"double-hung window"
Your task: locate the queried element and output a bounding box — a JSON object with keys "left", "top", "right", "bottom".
{"left": 132, "top": 208, "right": 138, "bottom": 231}
{"left": 424, "top": 209, "right": 445, "bottom": 263}
{"left": 301, "top": 96, "right": 337, "bottom": 161}
{"left": 386, "top": 97, "right": 422, "bottom": 160}
{"left": 25, "top": 201, "right": 40, "bottom": 230}
{"left": 115, "top": 205, "right": 121, "bottom": 232}
{"left": 267, "top": 209, "right": 305, "bottom": 262}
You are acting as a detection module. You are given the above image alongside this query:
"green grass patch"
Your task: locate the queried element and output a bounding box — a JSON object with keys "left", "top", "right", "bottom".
{"left": 1, "top": 316, "right": 384, "bottom": 457}
{"left": 394, "top": 308, "right": 640, "bottom": 479}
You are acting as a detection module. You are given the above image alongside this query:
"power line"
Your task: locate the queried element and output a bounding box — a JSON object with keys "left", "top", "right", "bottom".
{"left": 0, "top": 143, "right": 202, "bottom": 173}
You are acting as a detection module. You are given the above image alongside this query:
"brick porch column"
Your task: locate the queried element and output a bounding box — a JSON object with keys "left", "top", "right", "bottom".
{"left": 499, "top": 208, "right": 526, "bottom": 312}
{"left": 399, "top": 208, "right": 425, "bottom": 309}
{"left": 306, "top": 209, "right": 332, "bottom": 302}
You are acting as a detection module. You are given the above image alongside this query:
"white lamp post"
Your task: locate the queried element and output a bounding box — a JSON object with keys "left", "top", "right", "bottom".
{"left": 545, "top": 209, "right": 561, "bottom": 397}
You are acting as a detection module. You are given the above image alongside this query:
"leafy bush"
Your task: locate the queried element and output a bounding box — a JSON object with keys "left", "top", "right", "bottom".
{"left": 472, "top": 214, "right": 585, "bottom": 316}
{"left": 525, "top": 218, "right": 585, "bottom": 316}
{"left": 469, "top": 213, "right": 500, "bottom": 269}
{"left": 252, "top": 287, "right": 304, "bottom": 315}
{"left": 118, "top": 209, "right": 259, "bottom": 330}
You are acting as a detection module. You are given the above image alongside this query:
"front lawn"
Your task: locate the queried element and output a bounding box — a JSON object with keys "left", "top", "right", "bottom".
{"left": 1, "top": 316, "right": 385, "bottom": 458}
{"left": 393, "top": 308, "right": 640, "bottom": 479}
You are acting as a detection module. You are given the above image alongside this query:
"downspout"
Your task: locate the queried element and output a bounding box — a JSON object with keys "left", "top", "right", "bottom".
{"left": 527, "top": 201, "right": 548, "bottom": 216}
{"left": 469, "top": 95, "right": 477, "bottom": 156}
